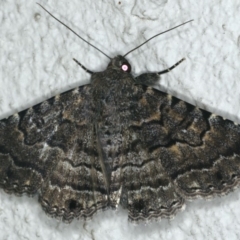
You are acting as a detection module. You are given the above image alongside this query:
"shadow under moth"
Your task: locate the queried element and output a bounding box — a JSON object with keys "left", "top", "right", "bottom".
{"left": 0, "top": 4, "right": 239, "bottom": 223}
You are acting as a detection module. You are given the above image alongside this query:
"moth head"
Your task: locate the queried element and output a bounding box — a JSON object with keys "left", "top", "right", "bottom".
{"left": 107, "top": 55, "right": 132, "bottom": 73}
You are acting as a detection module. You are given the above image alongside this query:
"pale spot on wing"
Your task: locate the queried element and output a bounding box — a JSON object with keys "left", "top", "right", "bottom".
{"left": 39, "top": 142, "right": 50, "bottom": 159}
{"left": 167, "top": 94, "right": 172, "bottom": 102}
{"left": 67, "top": 142, "right": 77, "bottom": 160}
{"left": 55, "top": 94, "right": 60, "bottom": 100}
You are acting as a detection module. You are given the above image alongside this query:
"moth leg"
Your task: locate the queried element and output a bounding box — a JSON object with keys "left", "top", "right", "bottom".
{"left": 135, "top": 58, "right": 185, "bottom": 86}
{"left": 157, "top": 58, "right": 185, "bottom": 75}
{"left": 73, "top": 58, "right": 94, "bottom": 74}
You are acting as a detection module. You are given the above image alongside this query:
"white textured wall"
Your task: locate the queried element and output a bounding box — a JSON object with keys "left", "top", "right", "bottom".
{"left": 0, "top": 1, "right": 240, "bottom": 240}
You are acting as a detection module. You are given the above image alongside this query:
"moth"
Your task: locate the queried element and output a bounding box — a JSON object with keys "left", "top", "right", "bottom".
{"left": 0, "top": 4, "right": 240, "bottom": 224}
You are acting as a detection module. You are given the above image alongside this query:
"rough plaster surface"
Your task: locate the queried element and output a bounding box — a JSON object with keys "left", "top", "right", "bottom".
{"left": 0, "top": 1, "right": 240, "bottom": 240}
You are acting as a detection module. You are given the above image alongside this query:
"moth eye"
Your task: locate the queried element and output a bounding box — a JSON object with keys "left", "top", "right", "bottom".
{"left": 121, "top": 62, "right": 131, "bottom": 73}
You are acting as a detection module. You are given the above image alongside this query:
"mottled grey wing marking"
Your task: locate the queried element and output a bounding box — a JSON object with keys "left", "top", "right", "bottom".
{"left": 128, "top": 86, "right": 240, "bottom": 206}
{"left": 117, "top": 86, "right": 184, "bottom": 222}
{"left": 0, "top": 86, "right": 108, "bottom": 222}
{"left": 121, "top": 129, "right": 185, "bottom": 222}
{"left": 117, "top": 85, "right": 240, "bottom": 222}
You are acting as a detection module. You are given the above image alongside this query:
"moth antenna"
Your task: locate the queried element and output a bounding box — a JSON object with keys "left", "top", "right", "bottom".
{"left": 123, "top": 20, "right": 194, "bottom": 57}
{"left": 37, "top": 3, "right": 112, "bottom": 60}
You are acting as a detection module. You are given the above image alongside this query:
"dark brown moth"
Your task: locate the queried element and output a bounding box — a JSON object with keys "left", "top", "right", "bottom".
{"left": 0, "top": 4, "right": 240, "bottom": 224}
